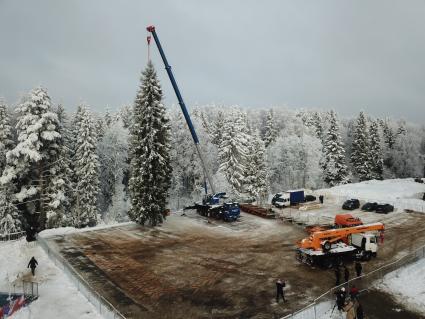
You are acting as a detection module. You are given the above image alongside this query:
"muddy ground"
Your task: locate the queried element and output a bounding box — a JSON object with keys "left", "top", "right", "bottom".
{"left": 44, "top": 203, "right": 425, "bottom": 319}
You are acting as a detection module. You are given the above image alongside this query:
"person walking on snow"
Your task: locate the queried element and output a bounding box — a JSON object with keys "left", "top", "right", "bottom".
{"left": 319, "top": 195, "right": 324, "bottom": 204}
{"left": 275, "top": 279, "right": 286, "bottom": 303}
{"left": 355, "top": 261, "right": 362, "bottom": 277}
{"left": 28, "top": 256, "right": 38, "bottom": 276}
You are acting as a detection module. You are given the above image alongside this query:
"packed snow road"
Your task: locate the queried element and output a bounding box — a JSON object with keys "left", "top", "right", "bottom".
{"left": 40, "top": 201, "right": 425, "bottom": 319}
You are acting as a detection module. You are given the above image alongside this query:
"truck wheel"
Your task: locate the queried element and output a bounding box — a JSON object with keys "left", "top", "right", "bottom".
{"left": 322, "top": 241, "right": 331, "bottom": 252}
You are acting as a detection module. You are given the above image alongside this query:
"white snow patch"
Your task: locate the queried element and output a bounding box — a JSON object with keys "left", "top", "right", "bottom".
{"left": 317, "top": 178, "right": 425, "bottom": 212}
{"left": 378, "top": 258, "right": 425, "bottom": 313}
{"left": 0, "top": 239, "right": 102, "bottom": 319}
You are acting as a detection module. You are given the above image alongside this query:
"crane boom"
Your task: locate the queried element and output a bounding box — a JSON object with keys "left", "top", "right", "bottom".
{"left": 298, "top": 222, "right": 385, "bottom": 251}
{"left": 146, "top": 25, "right": 215, "bottom": 194}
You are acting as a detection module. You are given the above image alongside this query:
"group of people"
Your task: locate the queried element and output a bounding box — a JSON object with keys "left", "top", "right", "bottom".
{"left": 333, "top": 261, "right": 364, "bottom": 319}
{"left": 335, "top": 261, "right": 362, "bottom": 286}
{"left": 334, "top": 285, "right": 364, "bottom": 319}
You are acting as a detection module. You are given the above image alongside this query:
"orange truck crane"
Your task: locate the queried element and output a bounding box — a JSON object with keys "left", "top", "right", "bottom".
{"left": 296, "top": 222, "right": 385, "bottom": 268}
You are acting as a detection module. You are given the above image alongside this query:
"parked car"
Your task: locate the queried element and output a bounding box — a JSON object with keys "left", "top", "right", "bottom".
{"left": 271, "top": 193, "right": 283, "bottom": 206}
{"left": 342, "top": 199, "right": 360, "bottom": 210}
{"left": 304, "top": 195, "right": 316, "bottom": 202}
{"left": 361, "top": 202, "right": 378, "bottom": 212}
{"left": 414, "top": 177, "right": 424, "bottom": 184}
{"left": 375, "top": 204, "right": 394, "bottom": 214}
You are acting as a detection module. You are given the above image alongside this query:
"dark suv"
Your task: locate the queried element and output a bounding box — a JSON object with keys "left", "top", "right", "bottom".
{"left": 342, "top": 199, "right": 360, "bottom": 210}
{"left": 375, "top": 204, "right": 394, "bottom": 214}
{"left": 361, "top": 202, "right": 378, "bottom": 212}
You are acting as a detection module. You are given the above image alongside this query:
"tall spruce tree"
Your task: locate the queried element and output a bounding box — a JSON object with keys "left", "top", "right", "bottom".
{"left": 0, "top": 101, "right": 22, "bottom": 235}
{"left": 219, "top": 109, "right": 248, "bottom": 194}
{"left": 129, "top": 62, "right": 172, "bottom": 226}
{"left": 263, "top": 109, "right": 278, "bottom": 147}
{"left": 322, "top": 111, "right": 350, "bottom": 186}
{"left": 1, "top": 87, "right": 61, "bottom": 231}
{"left": 73, "top": 106, "right": 100, "bottom": 227}
{"left": 351, "top": 111, "right": 371, "bottom": 181}
{"left": 0, "top": 102, "right": 14, "bottom": 173}
{"left": 368, "top": 120, "right": 384, "bottom": 180}
{"left": 245, "top": 131, "right": 268, "bottom": 202}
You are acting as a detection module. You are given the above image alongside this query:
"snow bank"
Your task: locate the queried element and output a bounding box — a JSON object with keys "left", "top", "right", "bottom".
{"left": 378, "top": 258, "right": 425, "bottom": 313}
{"left": 39, "top": 221, "right": 134, "bottom": 238}
{"left": 317, "top": 178, "right": 425, "bottom": 212}
{"left": 0, "top": 239, "right": 102, "bottom": 319}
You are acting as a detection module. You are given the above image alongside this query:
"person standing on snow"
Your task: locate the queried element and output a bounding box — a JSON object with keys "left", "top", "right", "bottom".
{"left": 275, "top": 279, "right": 286, "bottom": 303}
{"left": 319, "top": 195, "right": 324, "bottom": 204}
{"left": 335, "top": 287, "right": 346, "bottom": 310}
{"left": 28, "top": 256, "right": 38, "bottom": 276}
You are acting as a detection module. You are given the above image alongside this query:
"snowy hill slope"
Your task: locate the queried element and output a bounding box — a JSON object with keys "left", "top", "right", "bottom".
{"left": 0, "top": 239, "right": 102, "bottom": 319}
{"left": 316, "top": 178, "right": 425, "bottom": 212}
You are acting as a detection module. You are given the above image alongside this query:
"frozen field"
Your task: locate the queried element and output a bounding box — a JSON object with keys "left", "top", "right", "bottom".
{"left": 42, "top": 204, "right": 425, "bottom": 319}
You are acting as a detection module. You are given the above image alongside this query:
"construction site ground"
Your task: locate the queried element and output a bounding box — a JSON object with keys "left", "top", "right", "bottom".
{"left": 43, "top": 201, "right": 425, "bottom": 319}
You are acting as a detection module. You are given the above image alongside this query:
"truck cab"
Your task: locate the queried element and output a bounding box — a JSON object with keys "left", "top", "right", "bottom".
{"left": 350, "top": 233, "right": 378, "bottom": 260}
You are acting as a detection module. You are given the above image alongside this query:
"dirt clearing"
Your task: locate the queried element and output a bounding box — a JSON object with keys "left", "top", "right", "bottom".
{"left": 44, "top": 207, "right": 425, "bottom": 318}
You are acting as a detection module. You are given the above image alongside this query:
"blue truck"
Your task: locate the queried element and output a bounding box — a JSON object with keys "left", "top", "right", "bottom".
{"left": 272, "top": 190, "right": 305, "bottom": 208}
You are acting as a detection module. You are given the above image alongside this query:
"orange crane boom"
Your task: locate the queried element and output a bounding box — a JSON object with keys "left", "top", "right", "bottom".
{"left": 298, "top": 222, "right": 385, "bottom": 251}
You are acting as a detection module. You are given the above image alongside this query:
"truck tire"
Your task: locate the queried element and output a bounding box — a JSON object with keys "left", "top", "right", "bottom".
{"left": 322, "top": 241, "right": 331, "bottom": 252}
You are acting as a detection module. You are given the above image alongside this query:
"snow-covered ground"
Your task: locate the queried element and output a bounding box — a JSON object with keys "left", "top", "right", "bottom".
{"left": 0, "top": 239, "right": 102, "bottom": 319}
{"left": 316, "top": 178, "right": 425, "bottom": 212}
{"left": 378, "top": 258, "right": 425, "bottom": 313}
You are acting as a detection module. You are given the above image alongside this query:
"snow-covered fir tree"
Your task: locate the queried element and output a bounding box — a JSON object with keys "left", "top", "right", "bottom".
{"left": 128, "top": 62, "right": 172, "bottom": 226}
{"left": 380, "top": 119, "right": 396, "bottom": 149}
{"left": 219, "top": 109, "right": 248, "bottom": 195}
{"left": 263, "top": 109, "right": 278, "bottom": 147}
{"left": 312, "top": 112, "right": 324, "bottom": 141}
{"left": 0, "top": 101, "right": 22, "bottom": 235}
{"left": 1, "top": 87, "right": 62, "bottom": 230}
{"left": 98, "top": 118, "right": 129, "bottom": 218}
{"left": 245, "top": 131, "right": 268, "bottom": 202}
{"left": 73, "top": 106, "right": 100, "bottom": 227}
{"left": 0, "top": 101, "right": 14, "bottom": 173}
{"left": 0, "top": 190, "right": 21, "bottom": 235}
{"left": 209, "top": 110, "right": 225, "bottom": 147}
{"left": 368, "top": 120, "right": 384, "bottom": 180}
{"left": 322, "top": 110, "right": 350, "bottom": 186}
{"left": 351, "top": 111, "right": 371, "bottom": 181}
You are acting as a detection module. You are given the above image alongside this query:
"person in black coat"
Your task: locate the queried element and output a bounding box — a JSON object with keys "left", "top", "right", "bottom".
{"left": 334, "top": 287, "right": 346, "bottom": 310}
{"left": 275, "top": 279, "right": 286, "bottom": 303}
{"left": 355, "top": 261, "right": 363, "bottom": 277}
{"left": 28, "top": 256, "right": 38, "bottom": 276}
{"left": 334, "top": 267, "right": 341, "bottom": 286}
{"left": 344, "top": 266, "right": 350, "bottom": 283}
{"left": 319, "top": 195, "right": 324, "bottom": 204}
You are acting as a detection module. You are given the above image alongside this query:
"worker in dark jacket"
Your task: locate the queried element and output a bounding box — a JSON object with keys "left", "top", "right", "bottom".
{"left": 335, "top": 266, "right": 341, "bottom": 286}
{"left": 319, "top": 195, "right": 324, "bottom": 204}
{"left": 28, "top": 256, "right": 38, "bottom": 276}
{"left": 275, "top": 279, "right": 286, "bottom": 303}
{"left": 355, "top": 261, "right": 363, "bottom": 277}
{"left": 349, "top": 285, "right": 359, "bottom": 300}
{"left": 344, "top": 266, "right": 350, "bottom": 283}
{"left": 334, "top": 287, "right": 346, "bottom": 310}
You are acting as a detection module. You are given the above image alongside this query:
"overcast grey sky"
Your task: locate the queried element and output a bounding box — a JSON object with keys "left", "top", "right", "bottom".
{"left": 1, "top": 0, "right": 424, "bottom": 122}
